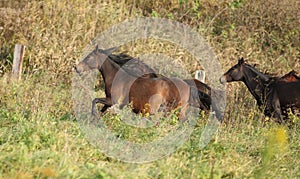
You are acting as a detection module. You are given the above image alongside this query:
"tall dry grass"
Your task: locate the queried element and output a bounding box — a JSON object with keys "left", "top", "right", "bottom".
{"left": 0, "top": 0, "right": 299, "bottom": 80}
{"left": 1, "top": 0, "right": 298, "bottom": 125}
{"left": 0, "top": 1, "right": 299, "bottom": 178}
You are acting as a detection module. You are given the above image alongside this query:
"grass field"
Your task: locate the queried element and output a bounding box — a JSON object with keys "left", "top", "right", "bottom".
{"left": 1, "top": 0, "right": 299, "bottom": 178}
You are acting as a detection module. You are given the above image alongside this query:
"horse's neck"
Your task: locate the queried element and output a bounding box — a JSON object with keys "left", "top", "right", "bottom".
{"left": 242, "top": 67, "right": 268, "bottom": 106}
{"left": 99, "top": 58, "right": 121, "bottom": 90}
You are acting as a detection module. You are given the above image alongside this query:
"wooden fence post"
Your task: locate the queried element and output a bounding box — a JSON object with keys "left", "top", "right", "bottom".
{"left": 195, "top": 70, "right": 206, "bottom": 83}
{"left": 12, "top": 44, "right": 25, "bottom": 80}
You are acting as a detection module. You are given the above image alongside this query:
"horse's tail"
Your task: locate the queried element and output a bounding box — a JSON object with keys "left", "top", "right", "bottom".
{"left": 210, "top": 89, "right": 226, "bottom": 122}
{"left": 189, "top": 86, "right": 211, "bottom": 111}
{"left": 189, "top": 86, "right": 225, "bottom": 122}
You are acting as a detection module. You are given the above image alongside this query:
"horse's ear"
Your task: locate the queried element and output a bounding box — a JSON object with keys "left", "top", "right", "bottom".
{"left": 95, "top": 44, "right": 106, "bottom": 54}
{"left": 103, "top": 47, "right": 118, "bottom": 55}
{"left": 238, "top": 57, "right": 244, "bottom": 65}
{"left": 290, "top": 70, "right": 297, "bottom": 75}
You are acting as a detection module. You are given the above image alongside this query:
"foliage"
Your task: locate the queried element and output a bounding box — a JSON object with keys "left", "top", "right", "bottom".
{"left": 0, "top": 0, "right": 299, "bottom": 178}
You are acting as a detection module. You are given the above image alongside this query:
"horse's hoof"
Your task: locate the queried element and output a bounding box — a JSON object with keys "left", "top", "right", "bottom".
{"left": 91, "top": 109, "right": 97, "bottom": 116}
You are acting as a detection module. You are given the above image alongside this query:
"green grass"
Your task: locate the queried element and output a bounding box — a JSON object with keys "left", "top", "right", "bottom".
{"left": 1, "top": 74, "right": 299, "bottom": 178}
{"left": 0, "top": 0, "right": 299, "bottom": 178}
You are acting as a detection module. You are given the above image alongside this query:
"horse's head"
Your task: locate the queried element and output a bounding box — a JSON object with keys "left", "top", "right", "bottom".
{"left": 220, "top": 57, "right": 245, "bottom": 84}
{"left": 74, "top": 45, "right": 117, "bottom": 74}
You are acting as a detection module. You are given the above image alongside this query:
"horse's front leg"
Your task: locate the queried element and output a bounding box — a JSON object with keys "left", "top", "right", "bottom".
{"left": 92, "top": 98, "right": 112, "bottom": 115}
{"left": 100, "top": 105, "right": 110, "bottom": 113}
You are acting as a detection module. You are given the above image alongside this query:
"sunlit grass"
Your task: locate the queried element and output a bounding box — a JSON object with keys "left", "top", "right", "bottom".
{"left": 1, "top": 73, "right": 299, "bottom": 178}
{"left": 0, "top": 0, "right": 299, "bottom": 178}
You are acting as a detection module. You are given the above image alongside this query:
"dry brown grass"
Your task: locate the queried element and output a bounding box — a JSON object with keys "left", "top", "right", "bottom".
{"left": 0, "top": 0, "right": 299, "bottom": 80}
{"left": 0, "top": 1, "right": 299, "bottom": 178}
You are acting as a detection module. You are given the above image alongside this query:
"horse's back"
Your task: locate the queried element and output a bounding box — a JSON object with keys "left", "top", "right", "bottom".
{"left": 277, "top": 70, "right": 300, "bottom": 82}
{"left": 150, "top": 77, "right": 190, "bottom": 107}
{"left": 169, "top": 77, "right": 190, "bottom": 97}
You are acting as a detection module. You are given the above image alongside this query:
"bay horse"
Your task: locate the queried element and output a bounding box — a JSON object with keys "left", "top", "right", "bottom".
{"left": 79, "top": 46, "right": 212, "bottom": 115}
{"left": 109, "top": 53, "right": 212, "bottom": 112}
{"left": 110, "top": 53, "right": 212, "bottom": 96}
{"left": 93, "top": 50, "right": 158, "bottom": 112}
{"left": 220, "top": 57, "right": 300, "bottom": 123}
{"left": 75, "top": 45, "right": 212, "bottom": 119}
{"left": 278, "top": 70, "right": 300, "bottom": 82}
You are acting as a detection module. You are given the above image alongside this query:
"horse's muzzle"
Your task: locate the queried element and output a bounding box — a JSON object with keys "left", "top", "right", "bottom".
{"left": 219, "top": 76, "right": 227, "bottom": 84}
{"left": 73, "top": 65, "right": 81, "bottom": 74}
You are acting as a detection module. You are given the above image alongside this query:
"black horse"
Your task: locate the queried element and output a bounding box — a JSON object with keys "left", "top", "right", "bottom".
{"left": 220, "top": 57, "right": 300, "bottom": 123}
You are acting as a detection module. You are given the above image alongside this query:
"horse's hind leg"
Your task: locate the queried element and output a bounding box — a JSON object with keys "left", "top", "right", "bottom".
{"left": 148, "top": 94, "right": 165, "bottom": 114}
{"left": 177, "top": 104, "right": 189, "bottom": 122}
{"left": 92, "top": 98, "right": 112, "bottom": 115}
{"left": 272, "top": 94, "right": 284, "bottom": 124}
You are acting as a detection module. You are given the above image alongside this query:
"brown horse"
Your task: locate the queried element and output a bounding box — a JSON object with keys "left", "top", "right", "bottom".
{"left": 110, "top": 54, "right": 212, "bottom": 96}
{"left": 79, "top": 47, "right": 212, "bottom": 114}
{"left": 94, "top": 50, "right": 158, "bottom": 112}
{"left": 110, "top": 55, "right": 212, "bottom": 112}
{"left": 220, "top": 57, "right": 300, "bottom": 123}
{"left": 278, "top": 70, "right": 300, "bottom": 82}
{"left": 75, "top": 45, "right": 210, "bottom": 119}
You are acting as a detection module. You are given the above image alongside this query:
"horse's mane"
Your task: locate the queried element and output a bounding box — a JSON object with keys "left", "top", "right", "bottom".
{"left": 244, "top": 63, "right": 270, "bottom": 81}
{"left": 245, "top": 63, "right": 300, "bottom": 83}
{"left": 107, "top": 52, "right": 158, "bottom": 78}
{"left": 108, "top": 52, "right": 133, "bottom": 66}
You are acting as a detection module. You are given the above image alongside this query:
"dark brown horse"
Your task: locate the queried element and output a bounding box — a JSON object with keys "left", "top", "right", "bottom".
{"left": 266, "top": 73, "right": 300, "bottom": 122}
{"left": 75, "top": 45, "right": 211, "bottom": 119}
{"left": 220, "top": 57, "right": 300, "bottom": 123}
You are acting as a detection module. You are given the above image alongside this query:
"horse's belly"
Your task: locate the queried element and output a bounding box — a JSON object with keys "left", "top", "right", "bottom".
{"left": 278, "top": 91, "right": 300, "bottom": 108}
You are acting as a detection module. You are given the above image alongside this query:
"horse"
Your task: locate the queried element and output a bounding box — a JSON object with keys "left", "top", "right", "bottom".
{"left": 266, "top": 73, "right": 300, "bottom": 122}
{"left": 81, "top": 47, "right": 212, "bottom": 114}
{"left": 74, "top": 45, "right": 212, "bottom": 119}
{"left": 108, "top": 52, "right": 212, "bottom": 112}
{"left": 94, "top": 51, "right": 158, "bottom": 112}
{"left": 278, "top": 70, "right": 300, "bottom": 82}
{"left": 110, "top": 53, "right": 212, "bottom": 96}
{"left": 220, "top": 57, "right": 300, "bottom": 123}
